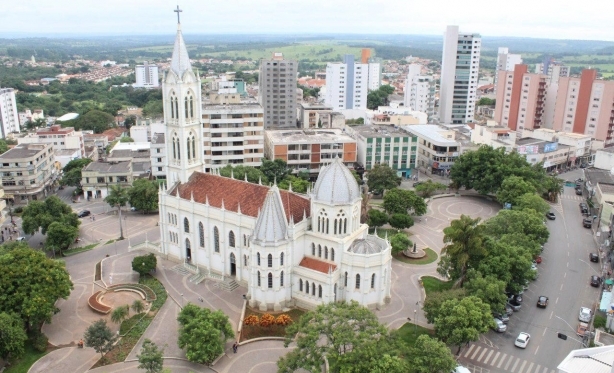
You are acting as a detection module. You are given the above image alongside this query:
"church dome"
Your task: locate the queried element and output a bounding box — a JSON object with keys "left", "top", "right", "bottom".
{"left": 312, "top": 157, "right": 361, "bottom": 204}
{"left": 347, "top": 237, "right": 386, "bottom": 255}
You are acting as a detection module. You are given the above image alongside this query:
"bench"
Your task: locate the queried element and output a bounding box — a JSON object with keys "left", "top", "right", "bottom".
{"left": 107, "top": 284, "right": 156, "bottom": 302}
{"left": 88, "top": 291, "right": 112, "bottom": 314}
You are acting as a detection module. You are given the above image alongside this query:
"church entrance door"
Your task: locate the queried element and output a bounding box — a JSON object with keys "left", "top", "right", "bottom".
{"left": 185, "top": 239, "right": 192, "bottom": 262}
{"left": 229, "top": 253, "right": 236, "bottom": 276}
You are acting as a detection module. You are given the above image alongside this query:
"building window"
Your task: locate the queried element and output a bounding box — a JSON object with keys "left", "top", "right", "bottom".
{"left": 257, "top": 252, "right": 261, "bottom": 266}
{"left": 268, "top": 254, "right": 273, "bottom": 267}
{"left": 344, "top": 272, "right": 348, "bottom": 287}
{"left": 268, "top": 273, "right": 273, "bottom": 289}
{"left": 257, "top": 271, "right": 261, "bottom": 287}
{"left": 299, "top": 279, "right": 303, "bottom": 291}
{"left": 306, "top": 281, "right": 310, "bottom": 294}
{"left": 312, "top": 284, "right": 316, "bottom": 296}
{"left": 331, "top": 248, "right": 335, "bottom": 261}
{"left": 318, "top": 245, "right": 322, "bottom": 257}
{"left": 280, "top": 252, "right": 284, "bottom": 266}
{"left": 243, "top": 234, "right": 247, "bottom": 247}
{"left": 213, "top": 226, "right": 220, "bottom": 252}
{"left": 244, "top": 255, "right": 248, "bottom": 266}
{"left": 312, "top": 243, "right": 316, "bottom": 256}
{"left": 318, "top": 285, "right": 322, "bottom": 298}
{"left": 198, "top": 222, "right": 204, "bottom": 247}
{"left": 229, "top": 231, "right": 235, "bottom": 247}
{"left": 325, "top": 247, "right": 328, "bottom": 259}
{"left": 371, "top": 274, "right": 376, "bottom": 289}
{"left": 184, "top": 218, "right": 190, "bottom": 233}
{"left": 356, "top": 274, "right": 361, "bottom": 289}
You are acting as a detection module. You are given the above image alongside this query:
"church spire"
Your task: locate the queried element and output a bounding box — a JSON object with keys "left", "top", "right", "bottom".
{"left": 170, "top": 5, "right": 192, "bottom": 77}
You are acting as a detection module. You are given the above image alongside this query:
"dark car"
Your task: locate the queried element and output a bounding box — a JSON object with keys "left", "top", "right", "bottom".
{"left": 507, "top": 292, "right": 523, "bottom": 303}
{"left": 77, "top": 210, "right": 91, "bottom": 218}
{"left": 537, "top": 296, "right": 549, "bottom": 308}
{"left": 583, "top": 218, "right": 593, "bottom": 228}
{"left": 413, "top": 181, "right": 423, "bottom": 187}
{"left": 590, "top": 253, "right": 600, "bottom": 263}
{"left": 504, "top": 304, "right": 514, "bottom": 316}
{"left": 507, "top": 299, "right": 522, "bottom": 311}
{"left": 576, "top": 188, "right": 583, "bottom": 195}
{"left": 493, "top": 312, "right": 510, "bottom": 324}
{"left": 546, "top": 212, "right": 556, "bottom": 220}
{"left": 580, "top": 203, "right": 589, "bottom": 214}
{"left": 591, "top": 275, "right": 602, "bottom": 287}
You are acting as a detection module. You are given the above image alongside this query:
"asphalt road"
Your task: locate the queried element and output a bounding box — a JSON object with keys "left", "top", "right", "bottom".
{"left": 458, "top": 170, "right": 602, "bottom": 373}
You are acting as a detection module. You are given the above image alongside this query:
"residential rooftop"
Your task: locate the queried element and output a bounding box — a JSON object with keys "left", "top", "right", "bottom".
{"left": 266, "top": 129, "right": 355, "bottom": 143}
{"left": 352, "top": 125, "right": 414, "bottom": 138}
{"left": 402, "top": 125, "right": 458, "bottom": 146}
{"left": 83, "top": 161, "right": 131, "bottom": 173}
{"left": 0, "top": 143, "right": 49, "bottom": 159}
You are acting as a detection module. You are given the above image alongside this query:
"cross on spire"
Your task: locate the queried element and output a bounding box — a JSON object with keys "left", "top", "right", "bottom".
{"left": 174, "top": 5, "right": 182, "bottom": 24}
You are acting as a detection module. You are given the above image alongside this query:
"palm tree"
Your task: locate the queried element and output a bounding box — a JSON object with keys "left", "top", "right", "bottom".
{"left": 105, "top": 184, "right": 129, "bottom": 239}
{"left": 131, "top": 299, "right": 145, "bottom": 314}
{"left": 542, "top": 175, "right": 564, "bottom": 202}
{"left": 110, "top": 305, "right": 129, "bottom": 325}
{"left": 441, "top": 215, "right": 486, "bottom": 284}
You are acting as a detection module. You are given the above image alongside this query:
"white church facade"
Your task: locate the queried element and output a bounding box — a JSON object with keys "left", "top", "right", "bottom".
{"left": 157, "top": 14, "right": 392, "bottom": 311}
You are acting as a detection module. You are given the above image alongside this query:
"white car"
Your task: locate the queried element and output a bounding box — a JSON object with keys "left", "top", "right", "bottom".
{"left": 453, "top": 366, "right": 471, "bottom": 373}
{"left": 515, "top": 332, "right": 531, "bottom": 348}
{"left": 579, "top": 307, "right": 593, "bottom": 323}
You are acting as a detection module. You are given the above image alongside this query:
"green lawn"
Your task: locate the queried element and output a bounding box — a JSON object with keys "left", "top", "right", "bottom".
{"left": 63, "top": 243, "right": 98, "bottom": 256}
{"left": 395, "top": 322, "right": 435, "bottom": 346}
{"left": 199, "top": 44, "right": 367, "bottom": 62}
{"left": 394, "top": 248, "right": 438, "bottom": 265}
{"left": 4, "top": 342, "right": 49, "bottom": 373}
{"left": 421, "top": 276, "right": 453, "bottom": 295}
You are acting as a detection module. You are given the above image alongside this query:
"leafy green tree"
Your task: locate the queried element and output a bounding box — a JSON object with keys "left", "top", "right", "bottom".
{"left": 177, "top": 303, "right": 234, "bottom": 365}
{"left": 366, "top": 164, "right": 401, "bottom": 195}
{"left": 132, "top": 254, "right": 157, "bottom": 277}
{"left": 277, "top": 301, "right": 393, "bottom": 373}
{"left": 477, "top": 238, "right": 535, "bottom": 295}
{"left": 84, "top": 319, "right": 117, "bottom": 360}
{"left": 219, "top": 164, "right": 268, "bottom": 185}
{"left": 78, "top": 110, "right": 114, "bottom": 133}
{"left": 128, "top": 179, "right": 159, "bottom": 213}
{"left": 137, "top": 338, "right": 165, "bottom": 373}
{"left": 382, "top": 188, "right": 427, "bottom": 216}
{"left": 543, "top": 175, "right": 564, "bottom": 202}
{"left": 278, "top": 175, "right": 309, "bottom": 193}
{"left": 388, "top": 213, "right": 414, "bottom": 230}
{"left": 484, "top": 209, "right": 549, "bottom": 245}
{"left": 367, "top": 209, "right": 388, "bottom": 228}
{"left": 496, "top": 176, "right": 536, "bottom": 207}
{"left": 0, "top": 312, "right": 28, "bottom": 360}
{"left": 464, "top": 270, "right": 508, "bottom": 314}
{"left": 60, "top": 158, "right": 93, "bottom": 188}
{"left": 415, "top": 180, "right": 447, "bottom": 198}
{"left": 120, "top": 136, "right": 135, "bottom": 143}
{"left": 408, "top": 335, "right": 457, "bottom": 373}
{"left": 21, "top": 196, "right": 80, "bottom": 235}
{"left": 515, "top": 193, "right": 551, "bottom": 215}
{"left": 423, "top": 288, "right": 467, "bottom": 324}
{"left": 124, "top": 115, "right": 136, "bottom": 130}
{"left": 477, "top": 97, "right": 495, "bottom": 106}
{"left": 390, "top": 233, "right": 412, "bottom": 255}
{"left": 366, "top": 85, "right": 395, "bottom": 110}
{"left": 46, "top": 221, "right": 79, "bottom": 256}
{"left": 111, "top": 305, "right": 130, "bottom": 325}
{"left": 0, "top": 139, "right": 8, "bottom": 155}
{"left": 439, "top": 215, "right": 485, "bottom": 282}
{"left": 434, "top": 296, "right": 494, "bottom": 354}
{"left": 261, "top": 159, "right": 291, "bottom": 183}
{"left": 132, "top": 300, "right": 145, "bottom": 314}
{"left": 142, "top": 101, "right": 164, "bottom": 117}
{"left": 105, "top": 184, "right": 129, "bottom": 239}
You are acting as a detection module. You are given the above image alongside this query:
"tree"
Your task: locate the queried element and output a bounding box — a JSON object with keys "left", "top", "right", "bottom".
{"left": 0, "top": 139, "right": 8, "bottom": 155}
{"left": 366, "top": 164, "right": 401, "bottom": 195}
{"left": 278, "top": 301, "right": 394, "bottom": 373}
{"left": 366, "top": 85, "right": 394, "bottom": 110}
{"left": 390, "top": 233, "right": 412, "bottom": 255}
{"left": 367, "top": 209, "right": 388, "bottom": 228}
{"left": 219, "top": 164, "right": 268, "bottom": 185}
{"left": 382, "top": 188, "right": 427, "bottom": 216}
{"left": 464, "top": 270, "right": 508, "bottom": 314}
{"left": 137, "top": 339, "right": 164, "bottom": 373}
{"left": 388, "top": 213, "right": 414, "bottom": 230}
{"left": 132, "top": 254, "right": 157, "bottom": 277}
{"left": 177, "top": 303, "right": 234, "bottom": 365}
{"left": 84, "top": 319, "right": 117, "bottom": 360}
{"left": 124, "top": 115, "right": 136, "bottom": 130}
{"left": 415, "top": 180, "right": 447, "bottom": 198}
{"left": 476, "top": 97, "right": 495, "bottom": 106}
{"left": 21, "top": 196, "right": 80, "bottom": 235}
{"left": 408, "top": 335, "right": 457, "bottom": 373}
{"left": 128, "top": 179, "right": 159, "bottom": 213}
{"left": 111, "top": 305, "right": 130, "bottom": 325}
{"left": 439, "top": 215, "right": 485, "bottom": 282}
{"left": 132, "top": 300, "right": 145, "bottom": 314}
{"left": 278, "top": 175, "right": 309, "bottom": 193}
{"left": 434, "top": 296, "right": 494, "bottom": 354}
{"left": 120, "top": 136, "right": 135, "bottom": 143}
{"left": 0, "top": 312, "right": 27, "bottom": 360}
{"left": 496, "top": 176, "right": 536, "bottom": 207}
{"left": 515, "top": 193, "right": 550, "bottom": 215}
{"left": 60, "top": 158, "right": 93, "bottom": 188}
{"left": 543, "top": 175, "right": 564, "bottom": 202}
{"left": 78, "top": 110, "right": 114, "bottom": 133}
{"left": 423, "top": 288, "right": 467, "bottom": 324}
{"left": 105, "top": 184, "right": 129, "bottom": 239}
{"left": 478, "top": 237, "right": 536, "bottom": 294}
{"left": 261, "top": 159, "right": 291, "bottom": 183}
{"left": 142, "top": 101, "right": 164, "bottom": 118}
{"left": 484, "top": 209, "right": 549, "bottom": 245}
{"left": 46, "top": 221, "right": 79, "bottom": 256}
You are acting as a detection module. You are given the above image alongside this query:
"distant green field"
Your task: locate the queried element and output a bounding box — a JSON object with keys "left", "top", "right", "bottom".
{"left": 198, "top": 43, "right": 368, "bottom": 62}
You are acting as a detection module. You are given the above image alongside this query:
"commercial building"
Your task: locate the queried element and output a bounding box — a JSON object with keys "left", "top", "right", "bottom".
{"left": 81, "top": 160, "right": 133, "bottom": 199}
{"left": 536, "top": 58, "right": 570, "bottom": 77}
{"left": 0, "top": 87, "right": 20, "bottom": 138}
{"left": 17, "top": 125, "right": 85, "bottom": 168}
{"left": 347, "top": 125, "right": 417, "bottom": 177}
{"left": 471, "top": 121, "right": 517, "bottom": 153}
{"left": 369, "top": 106, "right": 428, "bottom": 126}
{"left": 298, "top": 103, "right": 345, "bottom": 129}
{"left": 264, "top": 128, "right": 356, "bottom": 174}
{"left": 150, "top": 133, "right": 166, "bottom": 180}
{"left": 403, "top": 64, "right": 436, "bottom": 121}
{"left": 325, "top": 55, "right": 380, "bottom": 111}
{"left": 134, "top": 61, "right": 160, "bottom": 88}
{"left": 0, "top": 143, "right": 56, "bottom": 203}
{"left": 494, "top": 47, "right": 522, "bottom": 92}
{"left": 439, "top": 25, "right": 481, "bottom": 124}
{"left": 514, "top": 137, "right": 572, "bottom": 171}
{"left": 557, "top": 336, "right": 614, "bottom": 373}
{"left": 258, "top": 53, "right": 298, "bottom": 129}
{"left": 402, "top": 125, "right": 460, "bottom": 175}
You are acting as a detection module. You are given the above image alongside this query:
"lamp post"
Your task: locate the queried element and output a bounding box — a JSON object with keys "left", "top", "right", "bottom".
{"left": 555, "top": 315, "right": 586, "bottom": 347}
{"left": 180, "top": 293, "right": 184, "bottom": 308}
{"left": 579, "top": 259, "right": 604, "bottom": 277}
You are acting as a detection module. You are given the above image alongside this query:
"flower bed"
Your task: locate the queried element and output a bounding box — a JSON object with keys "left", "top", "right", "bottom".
{"left": 240, "top": 307, "right": 305, "bottom": 342}
{"left": 87, "top": 291, "right": 111, "bottom": 314}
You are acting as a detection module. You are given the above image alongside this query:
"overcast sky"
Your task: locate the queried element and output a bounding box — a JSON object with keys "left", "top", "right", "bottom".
{"left": 0, "top": 0, "right": 611, "bottom": 41}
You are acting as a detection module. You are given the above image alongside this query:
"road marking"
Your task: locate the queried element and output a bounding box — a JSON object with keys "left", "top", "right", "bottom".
{"left": 542, "top": 328, "right": 547, "bottom": 336}
{"left": 560, "top": 283, "right": 564, "bottom": 291}
{"left": 535, "top": 346, "right": 540, "bottom": 355}
{"left": 564, "top": 272, "right": 566, "bottom": 278}
{"left": 510, "top": 357, "right": 520, "bottom": 372}
{"left": 555, "top": 297, "right": 559, "bottom": 304}
{"left": 464, "top": 344, "right": 475, "bottom": 357}
{"left": 490, "top": 351, "right": 500, "bottom": 366}
{"left": 478, "top": 348, "right": 488, "bottom": 362}
{"left": 483, "top": 349, "right": 494, "bottom": 364}
{"left": 534, "top": 364, "right": 542, "bottom": 373}
{"left": 497, "top": 353, "right": 508, "bottom": 368}
{"left": 518, "top": 360, "right": 527, "bottom": 373}
{"left": 504, "top": 355, "right": 514, "bottom": 370}
{"left": 471, "top": 346, "right": 481, "bottom": 360}
{"left": 567, "top": 262, "right": 569, "bottom": 268}
{"left": 526, "top": 362, "right": 534, "bottom": 373}
{"left": 550, "top": 311, "right": 553, "bottom": 319}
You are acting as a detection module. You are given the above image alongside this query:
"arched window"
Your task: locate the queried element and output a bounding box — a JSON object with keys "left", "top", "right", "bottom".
{"left": 344, "top": 272, "right": 348, "bottom": 287}
{"left": 268, "top": 273, "right": 273, "bottom": 289}
{"left": 326, "top": 218, "right": 329, "bottom": 234}
{"left": 257, "top": 271, "right": 261, "bottom": 287}
{"left": 312, "top": 284, "right": 316, "bottom": 296}
{"left": 344, "top": 218, "right": 347, "bottom": 234}
{"left": 184, "top": 218, "right": 190, "bottom": 233}
{"left": 331, "top": 248, "right": 335, "bottom": 261}
{"left": 229, "top": 231, "right": 235, "bottom": 247}
{"left": 334, "top": 219, "right": 337, "bottom": 234}
{"left": 184, "top": 97, "right": 189, "bottom": 118}
{"left": 244, "top": 255, "right": 248, "bottom": 266}
{"left": 312, "top": 243, "right": 316, "bottom": 256}
{"left": 243, "top": 234, "right": 247, "bottom": 247}
{"left": 306, "top": 281, "right": 310, "bottom": 294}
{"left": 318, "top": 209, "right": 327, "bottom": 233}
{"left": 267, "top": 254, "right": 273, "bottom": 268}
{"left": 186, "top": 136, "right": 191, "bottom": 160}
{"left": 336, "top": 210, "right": 346, "bottom": 235}
{"left": 172, "top": 136, "right": 177, "bottom": 159}
{"left": 189, "top": 95, "right": 194, "bottom": 118}
{"left": 191, "top": 136, "right": 195, "bottom": 159}
{"left": 355, "top": 274, "right": 361, "bottom": 289}
{"left": 371, "top": 274, "right": 376, "bottom": 289}
{"left": 257, "top": 253, "right": 261, "bottom": 266}
{"left": 168, "top": 213, "right": 171, "bottom": 223}
{"left": 299, "top": 279, "right": 303, "bottom": 291}
{"left": 280, "top": 271, "right": 284, "bottom": 286}
{"left": 213, "top": 226, "right": 220, "bottom": 252}
{"left": 198, "top": 222, "right": 204, "bottom": 247}
{"left": 318, "top": 285, "right": 322, "bottom": 298}
{"left": 170, "top": 96, "right": 175, "bottom": 119}
{"left": 318, "top": 245, "right": 322, "bottom": 257}
{"left": 325, "top": 247, "right": 328, "bottom": 260}
{"left": 174, "top": 97, "right": 179, "bottom": 119}
{"left": 280, "top": 252, "right": 284, "bottom": 266}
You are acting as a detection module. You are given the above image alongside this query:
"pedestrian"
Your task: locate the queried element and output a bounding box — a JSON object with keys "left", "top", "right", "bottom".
{"left": 232, "top": 342, "right": 238, "bottom": 353}
{"left": 93, "top": 216, "right": 95, "bottom": 221}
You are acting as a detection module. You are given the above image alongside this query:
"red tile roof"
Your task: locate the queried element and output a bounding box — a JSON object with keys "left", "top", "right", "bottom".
{"left": 170, "top": 172, "right": 310, "bottom": 222}
{"left": 299, "top": 257, "right": 337, "bottom": 274}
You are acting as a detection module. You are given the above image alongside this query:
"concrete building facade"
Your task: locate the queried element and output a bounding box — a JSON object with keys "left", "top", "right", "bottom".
{"left": 402, "top": 124, "right": 460, "bottom": 174}
{"left": 134, "top": 61, "right": 160, "bottom": 88}
{"left": 403, "top": 64, "right": 436, "bottom": 121}
{"left": 494, "top": 47, "right": 522, "bottom": 92}
{"left": 0, "top": 143, "right": 56, "bottom": 203}
{"left": 258, "top": 53, "right": 298, "bottom": 129}
{"left": 325, "top": 55, "right": 380, "bottom": 111}
{"left": 0, "top": 87, "right": 20, "bottom": 138}
{"left": 17, "top": 125, "right": 85, "bottom": 168}
{"left": 81, "top": 160, "right": 133, "bottom": 199}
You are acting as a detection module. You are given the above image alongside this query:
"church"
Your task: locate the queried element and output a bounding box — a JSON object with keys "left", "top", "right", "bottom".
{"left": 157, "top": 11, "right": 392, "bottom": 311}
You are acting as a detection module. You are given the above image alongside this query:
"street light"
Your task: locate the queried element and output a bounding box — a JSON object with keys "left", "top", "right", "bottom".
{"left": 555, "top": 315, "right": 586, "bottom": 347}
{"left": 180, "top": 293, "right": 184, "bottom": 308}
{"left": 578, "top": 259, "right": 603, "bottom": 277}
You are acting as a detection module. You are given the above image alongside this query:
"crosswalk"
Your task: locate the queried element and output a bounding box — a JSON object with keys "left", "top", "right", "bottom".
{"left": 560, "top": 194, "right": 584, "bottom": 201}
{"left": 460, "top": 345, "right": 555, "bottom": 373}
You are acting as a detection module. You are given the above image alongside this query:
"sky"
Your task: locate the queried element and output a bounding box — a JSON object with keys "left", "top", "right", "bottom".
{"left": 0, "top": 0, "right": 612, "bottom": 41}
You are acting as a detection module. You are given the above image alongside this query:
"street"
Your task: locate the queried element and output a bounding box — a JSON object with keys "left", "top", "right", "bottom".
{"left": 458, "top": 170, "right": 601, "bottom": 373}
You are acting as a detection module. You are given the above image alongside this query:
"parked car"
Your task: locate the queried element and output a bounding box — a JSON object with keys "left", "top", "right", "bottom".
{"left": 590, "top": 253, "right": 599, "bottom": 263}
{"left": 583, "top": 218, "right": 593, "bottom": 228}
{"left": 507, "top": 293, "right": 523, "bottom": 303}
{"left": 534, "top": 256, "right": 542, "bottom": 264}
{"left": 494, "top": 312, "right": 510, "bottom": 324}
{"left": 507, "top": 299, "right": 522, "bottom": 311}
{"left": 16, "top": 236, "right": 26, "bottom": 241}
{"left": 537, "top": 296, "right": 549, "bottom": 308}
{"left": 580, "top": 203, "right": 589, "bottom": 214}
{"left": 575, "top": 188, "right": 583, "bottom": 195}
{"left": 453, "top": 366, "right": 471, "bottom": 373}
{"left": 577, "top": 322, "right": 589, "bottom": 337}
{"left": 504, "top": 304, "right": 514, "bottom": 316}
{"left": 579, "top": 307, "right": 592, "bottom": 323}
{"left": 546, "top": 212, "right": 556, "bottom": 220}
{"left": 78, "top": 210, "right": 91, "bottom": 218}
{"left": 493, "top": 317, "right": 507, "bottom": 333}
{"left": 515, "top": 332, "right": 531, "bottom": 348}
{"left": 591, "top": 275, "right": 602, "bottom": 287}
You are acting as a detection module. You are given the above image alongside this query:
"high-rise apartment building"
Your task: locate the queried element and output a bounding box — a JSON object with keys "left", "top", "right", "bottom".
{"left": 536, "top": 58, "right": 570, "bottom": 78}
{"left": 494, "top": 47, "right": 522, "bottom": 92}
{"left": 258, "top": 53, "right": 298, "bottom": 129}
{"left": 0, "top": 87, "right": 20, "bottom": 138}
{"left": 439, "top": 25, "right": 481, "bottom": 124}
{"left": 325, "top": 55, "right": 380, "bottom": 110}
{"left": 134, "top": 61, "right": 160, "bottom": 88}
{"left": 403, "top": 64, "right": 436, "bottom": 121}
